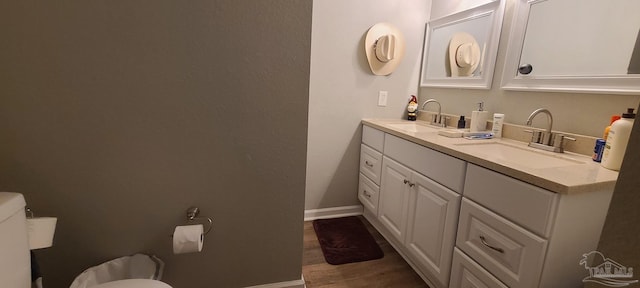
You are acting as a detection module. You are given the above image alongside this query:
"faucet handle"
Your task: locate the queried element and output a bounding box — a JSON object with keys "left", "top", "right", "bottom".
{"left": 552, "top": 133, "right": 576, "bottom": 151}
{"left": 524, "top": 130, "right": 543, "bottom": 144}
{"left": 441, "top": 116, "right": 450, "bottom": 128}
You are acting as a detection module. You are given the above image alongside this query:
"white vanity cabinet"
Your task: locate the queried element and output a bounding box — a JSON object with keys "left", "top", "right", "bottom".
{"left": 378, "top": 155, "right": 462, "bottom": 287}
{"left": 450, "top": 248, "right": 508, "bottom": 288}
{"left": 358, "top": 126, "right": 385, "bottom": 215}
{"left": 404, "top": 167, "right": 461, "bottom": 287}
{"left": 450, "top": 164, "right": 614, "bottom": 288}
{"left": 378, "top": 156, "right": 412, "bottom": 242}
{"left": 359, "top": 121, "right": 616, "bottom": 288}
{"left": 360, "top": 126, "right": 466, "bottom": 288}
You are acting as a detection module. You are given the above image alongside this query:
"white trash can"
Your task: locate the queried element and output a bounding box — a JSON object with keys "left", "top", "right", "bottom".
{"left": 69, "top": 254, "right": 164, "bottom": 288}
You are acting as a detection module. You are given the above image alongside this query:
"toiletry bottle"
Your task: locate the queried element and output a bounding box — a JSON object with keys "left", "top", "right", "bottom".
{"left": 407, "top": 95, "right": 418, "bottom": 121}
{"left": 469, "top": 102, "right": 489, "bottom": 132}
{"left": 601, "top": 108, "right": 636, "bottom": 171}
{"left": 602, "top": 115, "right": 621, "bottom": 140}
{"left": 592, "top": 139, "right": 605, "bottom": 162}
{"left": 457, "top": 116, "right": 466, "bottom": 129}
{"left": 492, "top": 113, "right": 504, "bottom": 138}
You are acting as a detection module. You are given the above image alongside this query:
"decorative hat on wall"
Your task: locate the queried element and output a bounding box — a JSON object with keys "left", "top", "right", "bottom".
{"left": 448, "top": 32, "right": 481, "bottom": 76}
{"left": 365, "top": 23, "right": 406, "bottom": 76}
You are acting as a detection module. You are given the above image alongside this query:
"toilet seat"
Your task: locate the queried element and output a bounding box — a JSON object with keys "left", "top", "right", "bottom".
{"left": 92, "top": 279, "right": 172, "bottom": 288}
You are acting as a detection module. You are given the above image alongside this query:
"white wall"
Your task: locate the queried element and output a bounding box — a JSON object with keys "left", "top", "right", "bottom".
{"left": 306, "top": 0, "right": 431, "bottom": 210}
{"left": 307, "top": 0, "right": 640, "bottom": 212}
{"left": 424, "top": 0, "right": 640, "bottom": 137}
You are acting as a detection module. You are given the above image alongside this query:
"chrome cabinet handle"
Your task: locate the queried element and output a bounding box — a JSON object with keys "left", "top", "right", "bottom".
{"left": 479, "top": 235, "right": 504, "bottom": 253}
{"left": 403, "top": 179, "right": 415, "bottom": 187}
{"left": 365, "top": 160, "right": 374, "bottom": 167}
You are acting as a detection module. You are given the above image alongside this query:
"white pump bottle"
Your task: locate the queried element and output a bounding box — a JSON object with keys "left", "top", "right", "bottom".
{"left": 601, "top": 108, "right": 636, "bottom": 171}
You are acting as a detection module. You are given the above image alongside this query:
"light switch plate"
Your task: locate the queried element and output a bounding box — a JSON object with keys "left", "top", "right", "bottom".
{"left": 378, "top": 91, "right": 388, "bottom": 106}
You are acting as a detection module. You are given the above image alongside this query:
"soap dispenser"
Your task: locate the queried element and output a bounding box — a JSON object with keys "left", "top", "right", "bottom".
{"left": 470, "top": 102, "right": 489, "bottom": 132}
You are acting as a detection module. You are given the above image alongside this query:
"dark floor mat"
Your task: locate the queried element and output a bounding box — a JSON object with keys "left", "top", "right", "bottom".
{"left": 312, "top": 216, "right": 384, "bottom": 265}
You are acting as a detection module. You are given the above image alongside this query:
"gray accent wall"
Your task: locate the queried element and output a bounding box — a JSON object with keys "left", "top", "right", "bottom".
{"left": 584, "top": 104, "right": 640, "bottom": 287}
{"left": 0, "top": 1, "right": 311, "bottom": 287}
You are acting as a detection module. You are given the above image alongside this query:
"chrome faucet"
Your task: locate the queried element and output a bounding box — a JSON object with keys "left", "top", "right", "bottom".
{"left": 526, "top": 108, "right": 553, "bottom": 145}
{"left": 420, "top": 99, "right": 445, "bottom": 127}
{"left": 525, "top": 108, "right": 574, "bottom": 153}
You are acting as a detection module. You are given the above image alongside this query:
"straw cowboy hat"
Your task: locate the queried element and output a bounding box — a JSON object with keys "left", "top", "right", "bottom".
{"left": 448, "top": 32, "right": 481, "bottom": 76}
{"left": 365, "top": 23, "right": 406, "bottom": 76}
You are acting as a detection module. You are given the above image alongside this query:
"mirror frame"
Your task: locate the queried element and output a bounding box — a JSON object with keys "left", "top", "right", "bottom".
{"left": 420, "top": 0, "right": 505, "bottom": 89}
{"left": 501, "top": 0, "right": 640, "bottom": 95}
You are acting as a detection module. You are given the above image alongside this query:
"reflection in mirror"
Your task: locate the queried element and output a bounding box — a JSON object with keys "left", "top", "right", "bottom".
{"left": 502, "top": 0, "right": 640, "bottom": 95}
{"left": 521, "top": 0, "right": 640, "bottom": 76}
{"left": 424, "top": 17, "right": 491, "bottom": 78}
{"left": 420, "top": 0, "right": 505, "bottom": 89}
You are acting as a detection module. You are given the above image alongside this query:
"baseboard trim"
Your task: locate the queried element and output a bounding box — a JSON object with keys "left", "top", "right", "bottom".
{"left": 303, "top": 205, "right": 363, "bottom": 221}
{"left": 244, "top": 274, "right": 305, "bottom": 288}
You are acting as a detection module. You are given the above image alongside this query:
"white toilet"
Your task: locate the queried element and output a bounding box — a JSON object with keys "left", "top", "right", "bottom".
{"left": 0, "top": 192, "right": 172, "bottom": 288}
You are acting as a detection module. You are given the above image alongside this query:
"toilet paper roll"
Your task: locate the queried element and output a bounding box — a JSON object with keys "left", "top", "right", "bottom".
{"left": 172, "top": 224, "right": 204, "bottom": 254}
{"left": 27, "top": 217, "right": 57, "bottom": 250}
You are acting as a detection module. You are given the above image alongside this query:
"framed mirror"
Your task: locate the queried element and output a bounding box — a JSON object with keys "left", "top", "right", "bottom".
{"left": 502, "top": 0, "right": 640, "bottom": 95}
{"left": 420, "top": 0, "right": 505, "bottom": 89}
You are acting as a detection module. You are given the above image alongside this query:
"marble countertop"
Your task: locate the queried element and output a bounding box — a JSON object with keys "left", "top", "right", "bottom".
{"left": 362, "top": 119, "right": 618, "bottom": 194}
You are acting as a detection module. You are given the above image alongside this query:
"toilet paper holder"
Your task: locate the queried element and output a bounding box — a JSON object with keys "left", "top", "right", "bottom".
{"left": 184, "top": 206, "right": 213, "bottom": 236}
{"left": 26, "top": 207, "right": 35, "bottom": 218}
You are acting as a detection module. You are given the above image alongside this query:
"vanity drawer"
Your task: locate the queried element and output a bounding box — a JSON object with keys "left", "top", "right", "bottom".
{"left": 449, "top": 248, "right": 508, "bottom": 288}
{"left": 360, "top": 144, "right": 382, "bottom": 185}
{"left": 457, "top": 199, "right": 547, "bottom": 288}
{"left": 463, "top": 164, "right": 557, "bottom": 237}
{"left": 383, "top": 134, "right": 466, "bottom": 193}
{"left": 362, "top": 125, "right": 384, "bottom": 152}
{"left": 358, "top": 173, "right": 380, "bottom": 215}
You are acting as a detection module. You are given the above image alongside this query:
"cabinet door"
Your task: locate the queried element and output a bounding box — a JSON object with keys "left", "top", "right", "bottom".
{"left": 456, "top": 199, "right": 547, "bottom": 288}
{"left": 450, "top": 248, "right": 508, "bottom": 288}
{"left": 405, "top": 171, "right": 461, "bottom": 288}
{"left": 358, "top": 173, "right": 380, "bottom": 215}
{"left": 379, "top": 156, "right": 412, "bottom": 243}
{"left": 360, "top": 144, "right": 383, "bottom": 185}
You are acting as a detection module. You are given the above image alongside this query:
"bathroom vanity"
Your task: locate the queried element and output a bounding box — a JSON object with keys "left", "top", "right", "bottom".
{"left": 358, "top": 120, "right": 618, "bottom": 288}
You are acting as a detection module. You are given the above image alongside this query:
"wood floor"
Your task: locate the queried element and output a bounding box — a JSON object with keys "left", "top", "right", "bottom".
{"left": 302, "top": 216, "right": 429, "bottom": 288}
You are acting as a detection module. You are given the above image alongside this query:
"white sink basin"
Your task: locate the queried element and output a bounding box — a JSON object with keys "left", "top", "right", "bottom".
{"left": 454, "top": 141, "right": 585, "bottom": 169}
{"left": 387, "top": 123, "right": 441, "bottom": 133}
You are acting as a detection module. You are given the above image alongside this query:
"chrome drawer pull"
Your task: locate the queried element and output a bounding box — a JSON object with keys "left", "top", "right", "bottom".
{"left": 365, "top": 160, "right": 374, "bottom": 167}
{"left": 480, "top": 235, "right": 504, "bottom": 253}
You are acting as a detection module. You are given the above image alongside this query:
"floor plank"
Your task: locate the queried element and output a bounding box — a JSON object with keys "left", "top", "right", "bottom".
{"left": 302, "top": 216, "right": 429, "bottom": 288}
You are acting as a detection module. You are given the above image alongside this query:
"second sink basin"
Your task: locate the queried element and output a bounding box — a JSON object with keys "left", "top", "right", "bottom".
{"left": 387, "top": 122, "right": 441, "bottom": 133}
{"left": 454, "top": 141, "right": 585, "bottom": 169}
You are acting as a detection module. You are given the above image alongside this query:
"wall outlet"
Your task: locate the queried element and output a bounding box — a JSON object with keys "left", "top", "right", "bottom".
{"left": 378, "top": 91, "right": 388, "bottom": 107}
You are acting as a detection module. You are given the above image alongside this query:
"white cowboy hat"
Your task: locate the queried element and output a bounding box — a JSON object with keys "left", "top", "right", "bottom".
{"left": 365, "top": 23, "right": 406, "bottom": 76}
{"left": 448, "top": 32, "right": 481, "bottom": 76}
